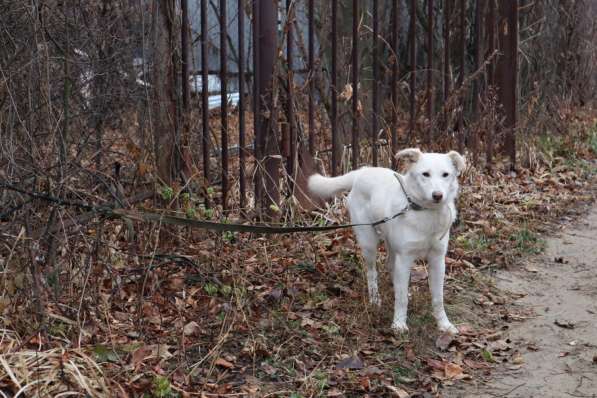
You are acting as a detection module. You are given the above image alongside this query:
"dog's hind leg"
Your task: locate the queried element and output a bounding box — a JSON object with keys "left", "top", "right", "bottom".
{"left": 427, "top": 253, "right": 458, "bottom": 334}
{"left": 353, "top": 225, "right": 381, "bottom": 306}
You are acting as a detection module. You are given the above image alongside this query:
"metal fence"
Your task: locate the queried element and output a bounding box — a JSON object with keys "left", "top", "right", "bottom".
{"left": 195, "top": 0, "right": 518, "bottom": 213}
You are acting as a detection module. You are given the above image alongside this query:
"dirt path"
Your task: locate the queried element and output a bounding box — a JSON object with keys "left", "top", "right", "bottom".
{"left": 448, "top": 205, "right": 597, "bottom": 398}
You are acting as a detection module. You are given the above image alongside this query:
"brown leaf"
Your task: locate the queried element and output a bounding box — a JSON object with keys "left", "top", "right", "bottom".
{"left": 215, "top": 357, "right": 234, "bottom": 369}
{"left": 444, "top": 363, "right": 464, "bottom": 379}
{"left": 426, "top": 358, "right": 445, "bottom": 371}
{"left": 405, "top": 346, "right": 416, "bottom": 362}
{"left": 336, "top": 355, "right": 364, "bottom": 369}
{"left": 385, "top": 384, "right": 410, "bottom": 398}
{"left": 435, "top": 333, "right": 455, "bottom": 351}
{"left": 183, "top": 321, "right": 200, "bottom": 336}
{"left": 463, "top": 359, "right": 490, "bottom": 369}
{"left": 327, "top": 388, "right": 344, "bottom": 397}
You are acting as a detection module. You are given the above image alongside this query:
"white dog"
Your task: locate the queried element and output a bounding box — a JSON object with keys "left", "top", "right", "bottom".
{"left": 308, "top": 148, "right": 466, "bottom": 334}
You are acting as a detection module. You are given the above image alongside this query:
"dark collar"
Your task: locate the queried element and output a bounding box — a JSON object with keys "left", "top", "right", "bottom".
{"left": 394, "top": 173, "right": 427, "bottom": 211}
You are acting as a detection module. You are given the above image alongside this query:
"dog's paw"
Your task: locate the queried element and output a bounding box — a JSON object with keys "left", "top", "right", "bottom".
{"left": 438, "top": 321, "right": 459, "bottom": 335}
{"left": 391, "top": 321, "right": 409, "bottom": 334}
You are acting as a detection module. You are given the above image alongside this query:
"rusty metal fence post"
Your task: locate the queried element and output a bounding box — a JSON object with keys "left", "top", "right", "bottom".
{"left": 497, "top": 0, "right": 518, "bottom": 170}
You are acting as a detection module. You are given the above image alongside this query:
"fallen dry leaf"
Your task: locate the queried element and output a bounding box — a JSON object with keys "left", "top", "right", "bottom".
{"left": 445, "top": 363, "right": 464, "bottom": 379}
{"left": 336, "top": 355, "right": 364, "bottom": 370}
{"left": 183, "top": 321, "right": 200, "bottom": 336}
{"left": 215, "top": 357, "right": 234, "bottom": 369}
{"left": 385, "top": 384, "right": 410, "bottom": 398}
{"left": 435, "top": 333, "right": 455, "bottom": 351}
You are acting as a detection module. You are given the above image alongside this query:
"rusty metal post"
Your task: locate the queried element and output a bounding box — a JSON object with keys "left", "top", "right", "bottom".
{"left": 472, "top": 0, "right": 482, "bottom": 162}
{"left": 181, "top": 0, "right": 190, "bottom": 113}
{"left": 457, "top": 0, "right": 465, "bottom": 153}
{"left": 220, "top": 0, "right": 229, "bottom": 208}
{"left": 443, "top": 0, "right": 451, "bottom": 103}
{"left": 391, "top": 0, "right": 399, "bottom": 169}
{"left": 351, "top": 0, "right": 360, "bottom": 169}
{"left": 286, "top": 0, "right": 296, "bottom": 185}
{"left": 252, "top": 0, "right": 262, "bottom": 204}
{"left": 238, "top": 0, "right": 246, "bottom": 210}
{"left": 409, "top": 0, "right": 416, "bottom": 140}
{"left": 331, "top": 0, "right": 339, "bottom": 175}
{"left": 497, "top": 0, "right": 517, "bottom": 170}
{"left": 426, "top": 0, "right": 434, "bottom": 145}
{"left": 308, "top": 0, "right": 315, "bottom": 155}
{"left": 486, "top": 0, "right": 495, "bottom": 166}
{"left": 372, "top": 0, "right": 379, "bottom": 166}
{"left": 201, "top": 0, "right": 210, "bottom": 182}
{"left": 258, "top": 0, "right": 279, "bottom": 212}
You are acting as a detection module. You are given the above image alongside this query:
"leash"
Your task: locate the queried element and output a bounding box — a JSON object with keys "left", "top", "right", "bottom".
{"left": 0, "top": 176, "right": 422, "bottom": 235}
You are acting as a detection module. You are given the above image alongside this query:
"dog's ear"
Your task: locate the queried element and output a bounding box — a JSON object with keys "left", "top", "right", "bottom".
{"left": 447, "top": 151, "right": 466, "bottom": 174}
{"left": 395, "top": 148, "right": 422, "bottom": 166}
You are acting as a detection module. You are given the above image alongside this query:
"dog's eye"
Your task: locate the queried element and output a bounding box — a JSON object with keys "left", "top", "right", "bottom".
{"left": 422, "top": 172, "right": 430, "bottom": 178}
{"left": 442, "top": 172, "right": 450, "bottom": 178}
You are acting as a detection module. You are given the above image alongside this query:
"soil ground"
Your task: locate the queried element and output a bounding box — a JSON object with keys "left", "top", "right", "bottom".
{"left": 446, "top": 205, "right": 597, "bottom": 397}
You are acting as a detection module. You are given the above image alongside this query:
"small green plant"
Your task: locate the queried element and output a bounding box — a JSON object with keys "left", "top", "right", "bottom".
{"left": 198, "top": 204, "right": 214, "bottom": 219}
{"left": 456, "top": 233, "right": 491, "bottom": 252}
{"left": 151, "top": 376, "right": 177, "bottom": 398}
{"left": 203, "top": 282, "right": 219, "bottom": 296}
{"left": 185, "top": 207, "right": 197, "bottom": 219}
{"left": 222, "top": 230, "right": 235, "bottom": 243}
{"left": 313, "top": 370, "right": 328, "bottom": 390}
{"left": 588, "top": 128, "right": 597, "bottom": 154}
{"left": 180, "top": 192, "right": 190, "bottom": 203}
{"left": 220, "top": 284, "right": 232, "bottom": 296}
{"left": 206, "top": 186, "right": 215, "bottom": 197}
{"left": 510, "top": 227, "right": 544, "bottom": 254}
{"left": 393, "top": 365, "right": 416, "bottom": 384}
{"left": 161, "top": 186, "right": 174, "bottom": 201}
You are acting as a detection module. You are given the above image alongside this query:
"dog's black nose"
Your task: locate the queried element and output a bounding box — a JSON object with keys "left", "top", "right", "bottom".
{"left": 432, "top": 191, "right": 443, "bottom": 202}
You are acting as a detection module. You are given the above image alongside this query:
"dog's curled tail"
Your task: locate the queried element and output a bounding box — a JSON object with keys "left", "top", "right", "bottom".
{"left": 308, "top": 171, "right": 357, "bottom": 198}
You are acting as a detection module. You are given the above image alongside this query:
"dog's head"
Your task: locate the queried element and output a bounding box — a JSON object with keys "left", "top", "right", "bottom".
{"left": 395, "top": 148, "right": 466, "bottom": 208}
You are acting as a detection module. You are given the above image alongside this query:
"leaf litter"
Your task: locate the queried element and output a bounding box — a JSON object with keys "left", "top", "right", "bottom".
{"left": 1, "top": 121, "right": 596, "bottom": 396}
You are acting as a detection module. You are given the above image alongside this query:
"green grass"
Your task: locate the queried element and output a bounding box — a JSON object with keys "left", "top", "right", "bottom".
{"left": 510, "top": 226, "right": 544, "bottom": 255}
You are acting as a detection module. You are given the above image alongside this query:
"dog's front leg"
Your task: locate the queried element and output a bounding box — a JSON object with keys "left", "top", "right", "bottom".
{"left": 427, "top": 252, "right": 458, "bottom": 334}
{"left": 391, "top": 254, "right": 414, "bottom": 333}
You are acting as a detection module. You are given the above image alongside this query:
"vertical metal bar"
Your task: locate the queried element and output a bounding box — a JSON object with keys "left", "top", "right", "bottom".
{"left": 201, "top": 0, "right": 210, "bottom": 182}
{"left": 181, "top": 0, "right": 190, "bottom": 178}
{"left": 286, "top": 0, "right": 295, "bottom": 184}
{"left": 331, "top": 0, "right": 338, "bottom": 175}
{"left": 486, "top": 0, "right": 495, "bottom": 165}
{"left": 351, "top": 0, "right": 360, "bottom": 169}
{"left": 391, "top": 0, "right": 399, "bottom": 168}
{"left": 487, "top": 0, "right": 495, "bottom": 86}
{"left": 443, "top": 0, "right": 451, "bottom": 102}
{"left": 252, "top": 0, "right": 261, "bottom": 204}
{"left": 472, "top": 0, "right": 482, "bottom": 162}
{"left": 181, "top": 0, "right": 190, "bottom": 112}
{"left": 372, "top": 0, "right": 379, "bottom": 166}
{"left": 238, "top": 0, "right": 246, "bottom": 210}
{"left": 426, "top": 0, "right": 434, "bottom": 145}
{"left": 220, "top": 0, "right": 228, "bottom": 208}
{"left": 457, "top": 0, "right": 465, "bottom": 152}
{"left": 409, "top": 0, "right": 416, "bottom": 140}
{"left": 497, "top": 0, "right": 517, "bottom": 169}
{"left": 259, "top": 0, "right": 279, "bottom": 213}
{"left": 308, "top": 0, "right": 315, "bottom": 155}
